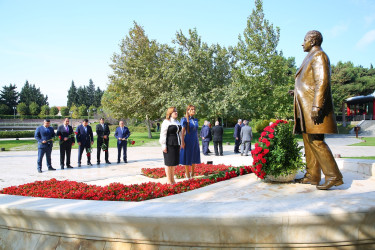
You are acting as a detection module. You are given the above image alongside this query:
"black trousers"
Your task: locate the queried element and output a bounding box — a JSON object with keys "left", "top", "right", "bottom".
{"left": 234, "top": 138, "right": 241, "bottom": 152}
{"left": 97, "top": 139, "right": 109, "bottom": 162}
{"left": 59, "top": 142, "right": 72, "bottom": 166}
{"left": 214, "top": 141, "right": 223, "bottom": 155}
{"left": 78, "top": 144, "right": 91, "bottom": 164}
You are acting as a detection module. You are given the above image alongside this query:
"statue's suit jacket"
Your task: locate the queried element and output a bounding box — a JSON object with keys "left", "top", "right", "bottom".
{"left": 294, "top": 46, "right": 338, "bottom": 134}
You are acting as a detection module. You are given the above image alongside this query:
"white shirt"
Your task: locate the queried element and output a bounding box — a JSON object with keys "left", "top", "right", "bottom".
{"left": 159, "top": 118, "right": 180, "bottom": 150}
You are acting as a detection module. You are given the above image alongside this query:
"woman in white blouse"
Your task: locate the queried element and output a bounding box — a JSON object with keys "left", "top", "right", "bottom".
{"left": 159, "top": 107, "right": 182, "bottom": 184}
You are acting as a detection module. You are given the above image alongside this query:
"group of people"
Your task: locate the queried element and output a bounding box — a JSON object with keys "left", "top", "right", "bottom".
{"left": 35, "top": 118, "right": 131, "bottom": 173}
{"left": 233, "top": 119, "right": 253, "bottom": 156}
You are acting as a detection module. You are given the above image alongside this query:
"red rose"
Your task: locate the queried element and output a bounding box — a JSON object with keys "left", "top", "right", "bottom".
{"left": 87, "top": 153, "right": 91, "bottom": 157}
{"left": 58, "top": 136, "right": 61, "bottom": 140}
{"left": 271, "top": 123, "right": 277, "bottom": 128}
{"left": 74, "top": 132, "right": 78, "bottom": 135}
{"left": 261, "top": 132, "right": 267, "bottom": 137}
{"left": 268, "top": 133, "right": 274, "bottom": 139}
{"left": 263, "top": 149, "right": 269, "bottom": 154}
{"left": 261, "top": 158, "right": 266, "bottom": 164}
{"left": 131, "top": 140, "right": 135, "bottom": 145}
{"left": 262, "top": 138, "right": 269, "bottom": 144}
{"left": 255, "top": 143, "right": 259, "bottom": 148}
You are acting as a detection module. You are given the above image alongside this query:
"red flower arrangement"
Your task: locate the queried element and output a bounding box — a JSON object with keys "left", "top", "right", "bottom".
{"left": 0, "top": 165, "right": 252, "bottom": 202}
{"left": 251, "top": 120, "right": 304, "bottom": 180}
{"left": 142, "top": 163, "right": 236, "bottom": 179}
{"left": 251, "top": 120, "right": 288, "bottom": 179}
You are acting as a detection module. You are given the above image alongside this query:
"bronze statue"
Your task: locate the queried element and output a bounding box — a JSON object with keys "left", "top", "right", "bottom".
{"left": 293, "top": 30, "right": 343, "bottom": 190}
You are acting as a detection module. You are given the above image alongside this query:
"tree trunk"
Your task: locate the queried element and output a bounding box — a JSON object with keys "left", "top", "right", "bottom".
{"left": 146, "top": 115, "right": 152, "bottom": 139}
{"left": 342, "top": 102, "right": 346, "bottom": 127}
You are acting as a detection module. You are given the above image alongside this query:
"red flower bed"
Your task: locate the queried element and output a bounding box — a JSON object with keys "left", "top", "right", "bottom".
{"left": 142, "top": 163, "right": 232, "bottom": 179}
{"left": 0, "top": 165, "right": 253, "bottom": 202}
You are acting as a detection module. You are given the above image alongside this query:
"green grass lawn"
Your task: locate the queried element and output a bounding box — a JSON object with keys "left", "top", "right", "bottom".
{"left": 0, "top": 139, "right": 37, "bottom": 151}
{"left": 343, "top": 156, "right": 375, "bottom": 160}
{"left": 349, "top": 137, "right": 375, "bottom": 146}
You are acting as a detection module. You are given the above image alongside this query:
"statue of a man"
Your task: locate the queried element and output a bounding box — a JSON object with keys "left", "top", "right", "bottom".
{"left": 293, "top": 30, "right": 343, "bottom": 190}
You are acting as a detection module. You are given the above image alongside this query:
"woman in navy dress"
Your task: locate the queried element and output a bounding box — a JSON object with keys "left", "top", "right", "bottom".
{"left": 180, "top": 104, "right": 201, "bottom": 178}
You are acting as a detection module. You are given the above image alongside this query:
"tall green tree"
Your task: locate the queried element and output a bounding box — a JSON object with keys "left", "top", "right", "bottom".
{"left": 67, "top": 81, "right": 78, "bottom": 108}
{"left": 103, "top": 22, "right": 171, "bottom": 138}
{"left": 29, "top": 102, "right": 40, "bottom": 115}
{"left": 77, "top": 86, "right": 88, "bottom": 107}
{"left": 231, "top": 0, "right": 293, "bottom": 120}
{"left": 0, "top": 84, "right": 19, "bottom": 114}
{"left": 19, "top": 81, "right": 48, "bottom": 106}
{"left": 86, "top": 79, "right": 96, "bottom": 107}
{"left": 94, "top": 87, "right": 104, "bottom": 107}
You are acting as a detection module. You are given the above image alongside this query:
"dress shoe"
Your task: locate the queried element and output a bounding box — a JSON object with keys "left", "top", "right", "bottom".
{"left": 106, "top": 161, "right": 111, "bottom": 164}
{"left": 295, "top": 177, "right": 319, "bottom": 185}
{"left": 48, "top": 167, "right": 56, "bottom": 171}
{"left": 61, "top": 166, "right": 64, "bottom": 169}
{"left": 37, "top": 169, "right": 42, "bottom": 173}
{"left": 317, "top": 179, "right": 344, "bottom": 190}
{"left": 124, "top": 160, "right": 128, "bottom": 163}
{"left": 241, "top": 153, "right": 243, "bottom": 156}
{"left": 117, "top": 161, "right": 120, "bottom": 164}
{"left": 87, "top": 162, "right": 93, "bottom": 166}
{"left": 67, "top": 165, "right": 73, "bottom": 168}
{"left": 78, "top": 164, "right": 81, "bottom": 167}
{"left": 97, "top": 162, "right": 100, "bottom": 165}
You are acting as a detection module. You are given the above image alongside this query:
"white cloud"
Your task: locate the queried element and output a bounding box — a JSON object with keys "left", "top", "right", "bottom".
{"left": 356, "top": 30, "right": 375, "bottom": 49}
{"left": 327, "top": 23, "right": 348, "bottom": 38}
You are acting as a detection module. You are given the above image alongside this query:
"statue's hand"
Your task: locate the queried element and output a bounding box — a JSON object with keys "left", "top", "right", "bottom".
{"left": 311, "top": 106, "right": 320, "bottom": 123}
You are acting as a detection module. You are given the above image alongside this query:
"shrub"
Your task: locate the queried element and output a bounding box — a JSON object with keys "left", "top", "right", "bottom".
{"left": 39, "top": 105, "right": 50, "bottom": 117}
{"left": 0, "top": 131, "right": 35, "bottom": 138}
{"left": 29, "top": 102, "right": 40, "bottom": 115}
{"left": 50, "top": 106, "right": 59, "bottom": 116}
{"left": 17, "top": 103, "right": 28, "bottom": 115}
{"left": 60, "top": 106, "right": 70, "bottom": 116}
{"left": 0, "top": 104, "right": 10, "bottom": 115}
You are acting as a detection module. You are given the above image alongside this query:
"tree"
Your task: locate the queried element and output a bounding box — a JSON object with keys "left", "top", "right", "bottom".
{"left": 231, "top": 0, "right": 293, "bottom": 120}
{"left": 50, "top": 106, "right": 59, "bottom": 116}
{"left": 29, "top": 102, "right": 40, "bottom": 115}
{"left": 19, "top": 81, "right": 48, "bottom": 106}
{"left": 67, "top": 81, "right": 78, "bottom": 108}
{"left": 94, "top": 87, "right": 104, "bottom": 107}
{"left": 0, "top": 84, "right": 19, "bottom": 114}
{"left": 70, "top": 104, "right": 79, "bottom": 119}
{"left": 0, "top": 104, "right": 10, "bottom": 115}
{"left": 103, "top": 22, "right": 171, "bottom": 138}
{"left": 86, "top": 79, "right": 96, "bottom": 107}
{"left": 77, "top": 86, "right": 88, "bottom": 107}
{"left": 17, "top": 102, "right": 28, "bottom": 116}
{"left": 60, "top": 106, "right": 70, "bottom": 116}
{"left": 78, "top": 104, "right": 87, "bottom": 117}
{"left": 39, "top": 105, "right": 50, "bottom": 117}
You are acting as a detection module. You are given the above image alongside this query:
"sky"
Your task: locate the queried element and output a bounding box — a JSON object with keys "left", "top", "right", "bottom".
{"left": 0, "top": 0, "right": 374, "bottom": 106}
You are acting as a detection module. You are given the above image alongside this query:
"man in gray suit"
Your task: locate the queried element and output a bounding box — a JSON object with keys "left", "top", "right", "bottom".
{"left": 240, "top": 120, "right": 253, "bottom": 156}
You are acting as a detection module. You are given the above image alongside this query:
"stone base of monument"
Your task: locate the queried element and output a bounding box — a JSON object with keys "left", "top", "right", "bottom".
{"left": 0, "top": 158, "right": 374, "bottom": 249}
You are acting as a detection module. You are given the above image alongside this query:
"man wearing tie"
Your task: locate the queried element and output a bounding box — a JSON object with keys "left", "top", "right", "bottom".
{"left": 76, "top": 119, "right": 94, "bottom": 167}
{"left": 56, "top": 118, "right": 75, "bottom": 169}
{"left": 96, "top": 117, "right": 111, "bottom": 165}
{"left": 114, "top": 120, "right": 130, "bottom": 164}
{"left": 34, "top": 119, "right": 56, "bottom": 173}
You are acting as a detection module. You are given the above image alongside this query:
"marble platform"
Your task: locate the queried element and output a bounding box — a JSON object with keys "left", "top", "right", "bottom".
{"left": 1, "top": 138, "right": 375, "bottom": 249}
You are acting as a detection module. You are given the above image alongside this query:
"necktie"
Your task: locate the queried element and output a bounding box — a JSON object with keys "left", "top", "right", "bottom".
{"left": 66, "top": 126, "right": 68, "bottom": 132}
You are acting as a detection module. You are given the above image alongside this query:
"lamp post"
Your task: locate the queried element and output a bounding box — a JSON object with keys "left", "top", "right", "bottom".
{"left": 13, "top": 107, "right": 16, "bottom": 119}
{"left": 69, "top": 111, "right": 73, "bottom": 118}
{"left": 87, "top": 109, "right": 90, "bottom": 121}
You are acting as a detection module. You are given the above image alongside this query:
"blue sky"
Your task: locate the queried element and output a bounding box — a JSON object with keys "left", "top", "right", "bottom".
{"left": 1, "top": 0, "right": 374, "bottom": 106}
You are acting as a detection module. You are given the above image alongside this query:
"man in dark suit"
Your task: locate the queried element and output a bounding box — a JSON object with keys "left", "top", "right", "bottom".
{"left": 200, "top": 121, "right": 211, "bottom": 155}
{"left": 211, "top": 121, "right": 224, "bottom": 156}
{"left": 233, "top": 119, "right": 242, "bottom": 153}
{"left": 293, "top": 30, "right": 343, "bottom": 190}
{"left": 76, "top": 119, "right": 94, "bottom": 167}
{"left": 114, "top": 120, "right": 130, "bottom": 163}
{"left": 96, "top": 117, "right": 111, "bottom": 165}
{"left": 56, "top": 118, "right": 75, "bottom": 169}
{"left": 35, "top": 119, "right": 56, "bottom": 173}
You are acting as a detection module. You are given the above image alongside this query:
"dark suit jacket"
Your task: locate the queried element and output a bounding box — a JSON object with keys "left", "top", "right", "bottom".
{"left": 211, "top": 125, "right": 223, "bottom": 142}
{"left": 56, "top": 125, "right": 75, "bottom": 145}
{"left": 200, "top": 125, "right": 211, "bottom": 142}
{"left": 234, "top": 123, "right": 241, "bottom": 138}
{"left": 294, "top": 46, "right": 337, "bottom": 134}
{"left": 96, "top": 123, "right": 110, "bottom": 144}
{"left": 76, "top": 124, "right": 94, "bottom": 147}
{"left": 114, "top": 126, "right": 130, "bottom": 144}
{"left": 35, "top": 126, "right": 55, "bottom": 149}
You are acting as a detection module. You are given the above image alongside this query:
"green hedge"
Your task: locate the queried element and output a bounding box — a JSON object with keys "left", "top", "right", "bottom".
{"left": 0, "top": 131, "right": 35, "bottom": 138}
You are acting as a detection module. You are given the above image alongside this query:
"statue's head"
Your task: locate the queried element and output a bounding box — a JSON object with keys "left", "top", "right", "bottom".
{"left": 306, "top": 30, "right": 323, "bottom": 46}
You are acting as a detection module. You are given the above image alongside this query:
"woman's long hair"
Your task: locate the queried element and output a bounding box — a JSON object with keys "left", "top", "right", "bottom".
{"left": 185, "top": 104, "right": 195, "bottom": 133}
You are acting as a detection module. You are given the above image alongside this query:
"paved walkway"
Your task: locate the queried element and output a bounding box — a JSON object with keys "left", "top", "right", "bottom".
{"left": 0, "top": 135, "right": 374, "bottom": 190}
